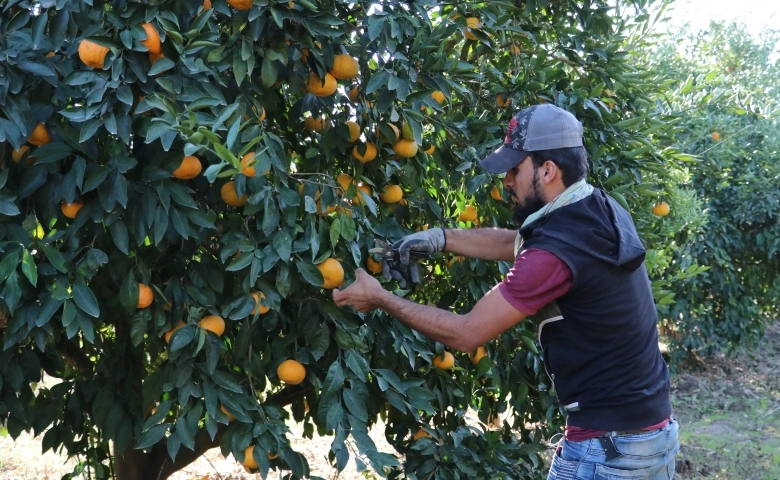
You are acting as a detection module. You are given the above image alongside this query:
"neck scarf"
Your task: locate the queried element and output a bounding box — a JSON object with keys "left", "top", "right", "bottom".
{"left": 514, "top": 179, "right": 594, "bottom": 256}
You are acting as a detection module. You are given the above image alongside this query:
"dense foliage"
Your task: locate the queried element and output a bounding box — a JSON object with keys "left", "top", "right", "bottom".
{"left": 645, "top": 21, "right": 780, "bottom": 358}
{"left": 0, "top": 0, "right": 683, "bottom": 478}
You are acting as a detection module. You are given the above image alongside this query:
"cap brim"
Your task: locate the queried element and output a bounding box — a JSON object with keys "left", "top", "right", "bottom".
{"left": 479, "top": 145, "right": 530, "bottom": 174}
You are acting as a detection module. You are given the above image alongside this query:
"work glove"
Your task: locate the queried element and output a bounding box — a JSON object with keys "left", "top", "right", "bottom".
{"left": 382, "top": 228, "right": 445, "bottom": 287}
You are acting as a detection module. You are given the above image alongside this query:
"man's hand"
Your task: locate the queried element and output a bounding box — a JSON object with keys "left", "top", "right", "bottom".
{"left": 385, "top": 228, "right": 445, "bottom": 286}
{"left": 332, "top": 268, "right": 389, "bottom": 313}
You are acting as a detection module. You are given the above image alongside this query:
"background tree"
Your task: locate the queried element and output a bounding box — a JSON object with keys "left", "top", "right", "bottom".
{"left": 642, "top": 21, "right": 780, "bottom": 359}
{"left": 0, "top": 0, "right": 680, "bottom": 479}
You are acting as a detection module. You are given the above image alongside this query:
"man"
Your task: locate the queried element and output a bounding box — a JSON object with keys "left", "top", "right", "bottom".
{"left": 332, "top": 104, "right": 679, "bottom": 479}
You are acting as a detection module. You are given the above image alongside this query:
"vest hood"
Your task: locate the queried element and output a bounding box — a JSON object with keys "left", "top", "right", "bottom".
{"left": 519, "top": 189, "right": 646, "bottom": 271}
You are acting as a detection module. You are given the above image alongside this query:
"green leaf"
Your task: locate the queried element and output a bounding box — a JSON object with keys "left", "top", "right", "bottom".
{"left": 343, "top": 388, "right": 368, "bottom": 422}
{"left": 295, "top": 259, "right": 323, "bottom": 286}
{"left": 345, "top": 350, "right": 370, "bottom": 381}
{"left": 119, "top": 274, "right": 139, "bottom": 313}
{"left": 72, "top": 284, "right": 100, "bottom": 318}
{"left": 321, "top": 361, "right": 345, "bottom": 399}
{"left": 272, "top": 230, "right": 292, "bottom": 262}
{"left": 135, "top": 424, "right": 170, "bottom": 450}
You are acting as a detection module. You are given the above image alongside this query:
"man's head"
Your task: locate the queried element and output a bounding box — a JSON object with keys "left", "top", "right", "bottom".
{"left": 480, "top": 104, "right": 588, "bottom": 223}
{"left": 480, "top": 104, "right": 587, "bottom": 186}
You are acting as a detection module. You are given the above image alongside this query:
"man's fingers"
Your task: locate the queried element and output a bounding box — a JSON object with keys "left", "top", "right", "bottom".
{"left": 398, "top": 248, "right": 411, "bottom": 269}
{"left": 410, "top": 262, "right": 420, "bottom": 284}
{"left": 381, "top": 259, "right": 391, "bottom": 280}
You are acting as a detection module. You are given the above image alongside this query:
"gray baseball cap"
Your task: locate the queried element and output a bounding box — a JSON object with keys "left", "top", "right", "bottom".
{"left": 480, "top": 104, "right": 584, "bottom": 173}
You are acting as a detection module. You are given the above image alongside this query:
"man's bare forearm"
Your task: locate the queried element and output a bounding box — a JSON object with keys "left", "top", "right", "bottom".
{"left": 374, "top": 290, "right": 477, "bottom": 352}
{"left": 443, "top": 227, "right": 517, "bottom": 261}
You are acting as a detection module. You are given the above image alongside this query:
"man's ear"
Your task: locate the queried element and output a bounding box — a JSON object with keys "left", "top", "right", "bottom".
{"left": 540, "top": 160, "right": 561, "bottom": 185}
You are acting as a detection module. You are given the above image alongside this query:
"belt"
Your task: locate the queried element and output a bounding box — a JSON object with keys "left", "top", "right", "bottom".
{"left": 605, "top": 428, "right": 651, "bottom": 436}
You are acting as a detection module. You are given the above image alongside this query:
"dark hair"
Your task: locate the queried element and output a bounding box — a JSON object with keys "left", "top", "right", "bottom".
{"left": 529, "top": 146, "right": 588, "bottom": 187}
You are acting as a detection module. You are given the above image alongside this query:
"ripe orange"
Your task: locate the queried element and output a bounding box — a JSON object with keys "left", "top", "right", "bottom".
{"left": 458, "top": 205, "right": 477, "bottom": 222}
{"left": 393, "top": 139, "right": 418, "bottom": 158}
{"left": 61, "top": 200, "right": 84, "bottom": 219}
{"left": 203, "top": 0, "right": 212, "bottom": 9}
{"left": 431, "top": 91, "right": 446, "bottom": 104}
{"left": 240, "top": 152, "right": 266, "bottom": 177}
{"left": 413, "top": 427, "right": 432, "bottom": 440}
{"left": 510, "top": 44, "right": 521, "bottom": 54}
{"left": 304, "top": 115, "right": 325, "bottom": 132}
{"left": 349, "top": 85, "right": 359, "bottom": 102}
{"left": 469, "top": 346, "right": 488, "bottom": 364}
{"left": 268, "top": 452, "right": 279, "bottom": 460}
{"left": 140, "top": 23, "right": 161, "bottom": 55}
{"left": 251, "top": 291, "right": 269, "bottom": 315}
{"left": 242, "top": 445, "right": 258, "bottom": 469}
{"left": 198, "top": 315, "right": 225, "bottom": 336}
{"left": 353, "top": 183, "right": 372, "bottom": 205}
{"left": 221, "top": 181, "right": 248, "bottom": 207}
{"left": 352, "top": 142, "right": 377, "bottom": 163}
{"left": 149, "top": 52, "right": 165, "bottom": 65}
{"left": 490, "top": 185, "right": 503, "bottom": 201}
{"left": 306, "top": 72, "right": 337, "bottom": 97}
{"left": 337, "top": 173, "right": 353, "bottom": 194}
{"left": 379, "top": 185, "right": 403, "bottom": 203}
{"left": 497, "top": 93, "right": 512, "bottom": 107}
{"left": 424, "top": 144, "right": 435, "bottom": 155}
{"left": 164, "top": 321, "right": 186, "bottom": 343}
{"left": 78, "top": 39, "right": 110, "bottom": 69}
{"left": 652, "top": 201, "right": 670, "bottom": 217}
{"left": 220, "top": 404, "right": 236, "bottom": 422}
{"left": 329, "top": 54, "right": 359, "bottom": 80}
{"left": 316, "top": 201, "right": 336, "bottom": 216}
{"left": 137, "top": 283, "right": 154, "bottom": 309}
{"left": 172, "top": 155, "right": 202, "bottom": 179}
{"left": 317, "top": 258, "right": 344, "bottom": 289}
{"left": 464, "top": 17, "right": 481, "bottom": 41}
{"left": 277, "top": 359, "right": 306, "bottom": 384}
{"left": 432, "top": 351, "right": 455, "bottom": 369}
{"left": 11, "top": 145, "right": 32, "bottom": 164}
{"left": 227, "top": 0, "right": 253, "bottom": 10}
{"left": 366, "top": 256, "right": 383, "bottom": 274}
{"left": 377, "top": 123, "right": 400, "bottom": 144}
{"left": 344, "top": 121, "right": 360, "bottom": 142}
{"left": 712, "top": 131, "right": 720, "bottom": 141}
{"left": 28, "top": 122, "right": 51, "bottom": 146}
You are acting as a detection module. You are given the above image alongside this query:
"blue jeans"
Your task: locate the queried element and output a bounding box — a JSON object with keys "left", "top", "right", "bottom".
{"left": 547, "top": 418, "right": 679, "bottom": 479}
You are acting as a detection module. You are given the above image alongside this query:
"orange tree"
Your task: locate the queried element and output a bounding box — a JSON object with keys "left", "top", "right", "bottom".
{"left": 0, "top": 0, "right": 679, "bottom": 479}
{"left": 640, "top": 21, "right": 780, "bottom": 359}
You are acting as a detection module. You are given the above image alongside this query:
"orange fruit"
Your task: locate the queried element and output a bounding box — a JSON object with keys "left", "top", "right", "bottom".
{"left": 379, "top": 185, "right": 403, "bottom": 203}
{"left": 349, "top": 85, "right": 359, "bottom": 102}
{"left": 61, "top": 200, "right": 84, "bottom": 219}
{"left": 268, "top": 452, "right": 279, "bottom": 460}
{"left": 220, "top": 404, "right": 236, "bottom": 422}
{"left": 458, "top": 205, "right": 477, "bottom": 222}
{"left": 424, "top": 144, "right": 435, "bottom": 155}
{"left": 712, "top": 131, "right": 720, "bottom": 141}
{"left": 11, "top": 145, "right": 31, "bottom": 163}
{"left": 227, "top": 0, "right": 253, "bottom": 10}
{"left": 251, "top": 291, "right": 269, "bottom": 315}
{"left": 652, "top": 201, "right": 670, "bottom": 217}
{"left": 277, "top": 359, "right": 306, "bottom": 384}
{"left": 164, "top": 321, "right": 186, "bottom": 343}
{"left": 306, "top": 72, "right": 337, "bottom": 97}
{"left": 393, "top": 139, "right": 418, "bottom": 158}
{"left": 78, "top": 39, "right": 110, "bottom": 69}
{"left": 316, "top": 258, "right": 344, "bottom": 289}
{"left": 242, "top": 446, "right": 258, "bottom": 469}
{"left": 304, "top": 115, "right": 325, "bottom": 132}
{"left": 149, "top": 52, "right": 165, "bottom": 65}
{"left": 203, "top": 0, "right": 212, "bottom": 9}
{"left": 240, "top": 152, "right": 266, "bottom": 177}
{"left": 172, "top": 155, "right": 202, "bottom": 179}
{"left": 464, "top": 17, "right": 481, "bottom": 41}
{"left": 140, "top": 23, "right": 161, "bottom": 55}
{"left": 431, "top": 91, "right": 446, "bottom": 104}
{"left": 198, "top": 315, "right": 226, "bottom": 336}
{"left": 469, "top": 346, "right": 488, "bottom": 364}
{"left": 329, "top": 54, "right": 359, "bottom": 80}
{"left": 353, "top": 183, "right": 372, "bottom": 205}
{"left": 510, "top": 44, "right": 521, "bottom": 54}
{"left": 413, "top": 427, "right": 431, "bottom": 440}
{"left": 366, "top": 256, "right": 383, "bottom": 274}
{"left": 432, "top": 351, "right": 455, "bottom": 369}
{"left": 337, "top": 173, "right": 353, "bottom": 195}
{"left": 316, "top": 201, "right": 336, "bottom": 216}
{"left": 28, "top": 122, "right": 51, "bottom": 146}
{"left": 344, "top": 121, "right": 360, "bottom": 142}
{"left": 497, "top": 93, "right": 512, "bottom": 107}
{"left": 377, "top": 123, "right": 400, "bottom": 144}
{"left": 220, "top": 181, "right": 248, "bottom": 207}
{"left": 490, "top": 185, "right": 503, "bottom": 201}
{"left": 352, "top": 142, "right": 377, "bottom": 163}
{"left": 137, "top": 283, "right": 154, "bottom": 308}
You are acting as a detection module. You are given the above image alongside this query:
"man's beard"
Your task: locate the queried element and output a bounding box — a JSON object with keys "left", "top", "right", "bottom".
{"left": 511, "top": 169, "right": 546, "bottom": 225}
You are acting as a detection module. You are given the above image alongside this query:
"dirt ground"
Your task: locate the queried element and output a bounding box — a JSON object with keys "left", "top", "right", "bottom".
{"left": 1, "top": 322, "right": 778, "bottom": 480}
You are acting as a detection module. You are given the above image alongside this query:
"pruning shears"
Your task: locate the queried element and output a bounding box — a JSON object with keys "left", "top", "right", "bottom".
{"left": 368, "top": 238, "right": 430, "bottom": 287}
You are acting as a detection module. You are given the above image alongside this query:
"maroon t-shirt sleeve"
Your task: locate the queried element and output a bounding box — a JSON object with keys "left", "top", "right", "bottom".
{"left": 498, "top": 248, "right": 573, "bottom": 315}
